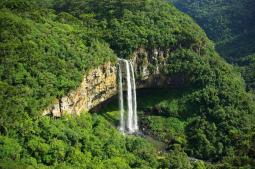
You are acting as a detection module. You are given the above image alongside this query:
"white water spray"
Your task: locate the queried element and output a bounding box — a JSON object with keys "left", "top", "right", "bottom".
{"left": 118, "top": 63, "right": 125, "bottom": 133}
{"left": 130, "top": 61, "right": 138, "bottom": 131}
{"left": 118, "top": 59, "right": 138, "bottom": 134}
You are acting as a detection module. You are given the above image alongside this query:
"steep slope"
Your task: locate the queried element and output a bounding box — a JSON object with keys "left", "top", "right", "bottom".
{"left": 239, "top": 54, "right": 255, "bottom": 91}
{"left": 0, "top": 0, "right": 254, "bottom": 168}
{"left": 169, "top": 0, "right": 255, "bottom": 59}
{"left": 169, "top": 0, "right": 255, "bottom": 91}
{"left": 170, "top": 0, "right": 255, "bottom": 41}
{"left": 0, "top": 0, "right": 116, "bottom": 128}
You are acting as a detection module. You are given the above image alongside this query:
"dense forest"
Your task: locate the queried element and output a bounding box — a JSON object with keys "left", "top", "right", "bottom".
{"left": 0, "top": 0, "right": 254, "bottom": 168}
{"left": 169, "top": 0, "right": 255, "bottom": 91}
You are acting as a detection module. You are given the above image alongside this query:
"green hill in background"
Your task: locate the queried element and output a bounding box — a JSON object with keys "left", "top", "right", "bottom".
{"left": 169, "top": 0, "right": 255, "bottom": 90}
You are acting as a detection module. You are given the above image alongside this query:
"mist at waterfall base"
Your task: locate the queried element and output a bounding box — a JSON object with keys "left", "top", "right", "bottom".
{"left": 118, "top": 59, "right": 139, "bottom": 134}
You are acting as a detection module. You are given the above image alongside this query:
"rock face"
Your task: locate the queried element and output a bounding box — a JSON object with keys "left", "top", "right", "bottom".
{"left": 44, "top": 48, "right": 181, "bottom": 117}
{"left": 132, "top": 48, "right": 173, "bottom": 88}
{"left": 43, "top": 62, "right": 117, "bottom": 117}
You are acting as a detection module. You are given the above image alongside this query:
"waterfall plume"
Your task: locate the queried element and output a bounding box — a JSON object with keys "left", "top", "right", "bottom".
{"left": 130, "top": 62, "right": 138, "bottom": 131}
{"left": 118, "top": 63, "right": 125, "bottom": 133}
{"left": 118, "top": 59, "right": 138, "bottom": 134}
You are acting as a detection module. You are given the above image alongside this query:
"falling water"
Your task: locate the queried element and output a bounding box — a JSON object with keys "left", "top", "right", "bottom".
{"left": 118, "top": 59, "right": 138, "bottom": 134}
{"left": 124, "top": 60, "right": 134, "bottom": 133}
{"left": 130, "top": 61, "right": 138, "bottom": 131}
{"left": 118, "top": 62, "right": 125, "bottom": 133}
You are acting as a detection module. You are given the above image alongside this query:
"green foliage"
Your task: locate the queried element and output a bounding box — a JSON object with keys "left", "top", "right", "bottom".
{"left": 169, "top": 0, "right": 255, "bottom": 90}
{"left": 163, "top": 47, "right": 254, "bottom": 163}
{"left": 193, "top": 161, "right": 206, "bottom": 169}
{"left": 0, "top": 0, "right": 255, "bottom": 168}
{"left": 170, "top": 0, "right": 255, "bottom": 59}
{"left": 0, "top": 135, "right": 22, "bottom": 160}
{"left": 239, "top": 54, "right": 255, "bottom": 90}
{"left": 171, "top": 0, "right": 255, "bottom": 41}
{"left": 0, "top": 113, "right": 170, "bottom": 168}
{"left": 141, "top": 115, "right": 187, "bottom": 145}
{"left": 166, "top": 149, "right": 192, "bottom": 169}
{"left": 0, "top": 2, "right": 116, "bottom": 130}
{"left": 134, "top": 45, "right": 254, "bottom": 164}
{"left": 53, "top": 0, "right": 209, "bottom": 58}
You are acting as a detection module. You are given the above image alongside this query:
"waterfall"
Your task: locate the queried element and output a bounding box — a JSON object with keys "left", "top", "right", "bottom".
{"left": 118, "top": 59, "right": 138, "bottom": 134}
{"left": 124, "top": 60, "right": 134, "bottom": 133}
{"left": 118, "top": 63, "right": 125, "bottom": 133}
{"left": 130, "top": 62, "right": 138, "bottom": 131}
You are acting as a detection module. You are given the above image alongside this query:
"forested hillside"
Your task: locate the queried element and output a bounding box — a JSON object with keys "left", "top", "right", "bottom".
{"left": 0, "top": 0, "right": 254, "bottom": 168}
{"left": 170, "top": 0, "right": 255, "bottom": 59}
{"left": 169, "top": 0, "right": 255, "bottom": 90}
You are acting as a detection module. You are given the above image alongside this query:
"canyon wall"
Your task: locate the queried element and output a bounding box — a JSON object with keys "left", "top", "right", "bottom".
{"left": 43, "top": 62, "right": 117, "bottom": 117}
{"left": 132, "top": 48, "right": 169, "bottom": 88}
{"left": 44, "top": 48, "right": 184, "bottom": 116}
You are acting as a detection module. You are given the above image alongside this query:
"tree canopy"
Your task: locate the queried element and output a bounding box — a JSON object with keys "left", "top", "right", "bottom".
{"left": 0, "top": 0, "right": 254, "bottom": 168}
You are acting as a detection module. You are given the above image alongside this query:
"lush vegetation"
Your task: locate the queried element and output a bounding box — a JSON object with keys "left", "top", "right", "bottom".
{"left": 0, "top": 0, "right": 116, "bottom": 131}
{"left": 0, "top": 113, "right": 166, "bottom": 169}
{"left": 0, "top": 0, "right": 254, "bottom": 168}
{"left": 169, "top": 0, "right": 255, "bottom": 91}
{"left": 239, "top": 54, "right": 255, "bottom": 91}
{"left": 170, "top": 0, "right": 255, "bottom": 59}
{"left": 137, "top": 88, "right": 255, "bottom": 167}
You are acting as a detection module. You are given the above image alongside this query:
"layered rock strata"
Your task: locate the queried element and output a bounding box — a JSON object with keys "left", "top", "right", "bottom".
{"left": 43, "top": 62, "right": 117, "bottom": 117}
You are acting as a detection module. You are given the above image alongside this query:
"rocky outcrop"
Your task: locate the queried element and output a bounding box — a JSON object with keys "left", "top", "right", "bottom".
{"left": 44, "top": 48, "right": 183, "bottom": 117}
{"left": 132, "top": 48, "right": 173, "bottom": 88}
{"left": 43, "top": 62, "right": 117, "bottom": 117}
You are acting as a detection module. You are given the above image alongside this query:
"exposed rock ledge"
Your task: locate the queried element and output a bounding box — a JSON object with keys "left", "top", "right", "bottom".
{"left": 43, "top": 62, "right": 117, "bottom": 117}
{"left": 44, "top": 48, "right": 186, "bottom": 117}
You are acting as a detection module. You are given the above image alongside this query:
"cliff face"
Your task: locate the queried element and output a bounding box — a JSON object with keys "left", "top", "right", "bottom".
{"left": 133, "top": 48, "right": 188, "bottom": 88}
{"left": 43, "top": 62, "right": 117, "bottom": 117}
{"left": 44, "top": 48, "right": 182, "bottom": 116}
{"left": 132, "top": 48, "right": 169, "bottom": 88}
